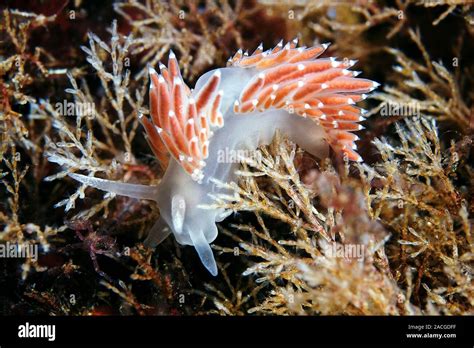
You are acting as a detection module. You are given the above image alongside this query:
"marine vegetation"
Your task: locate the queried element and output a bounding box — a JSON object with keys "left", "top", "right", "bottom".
{"left": 0, "top": 0, "right": 472, "bottom": 316}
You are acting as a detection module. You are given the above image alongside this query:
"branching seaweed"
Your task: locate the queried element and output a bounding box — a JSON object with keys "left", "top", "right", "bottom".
{"left": 41, "top": 21, "right": 153, "bottom": 218}
{"left": 115, "top": 0, "right": 283, "bottom": 80}
{"left": 359, "top": 117, "right": 473, "bottom": 313}
{"left": 370, "top": 29, "right": 473, "bottom": 131}
{"left": 205, "top": 133, "right": 412, "bottom": 315}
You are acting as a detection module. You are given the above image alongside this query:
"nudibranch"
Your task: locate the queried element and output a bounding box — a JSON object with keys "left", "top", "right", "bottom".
{"left": 70, "top": 39, "right": 378, "bottom": 276}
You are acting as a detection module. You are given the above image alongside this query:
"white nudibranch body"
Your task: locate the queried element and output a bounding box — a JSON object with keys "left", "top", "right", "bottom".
{"left": 69, "top": 40, "right": 378, "bottom": 276}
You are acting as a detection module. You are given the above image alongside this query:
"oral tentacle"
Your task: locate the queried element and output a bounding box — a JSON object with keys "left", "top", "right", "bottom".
{"left": 144, "top": 217, "right": 171, "bottom": 248}
{"left": 68, "top": 173, "right": 159, "bottom": 201}
{"left": 189, "top": 228, "right": 218, "bottom": 276}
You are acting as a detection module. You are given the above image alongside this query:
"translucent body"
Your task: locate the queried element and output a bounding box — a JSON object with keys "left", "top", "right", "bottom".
{"left": 70, "top": 67, "right": 329, "bottom": 275}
